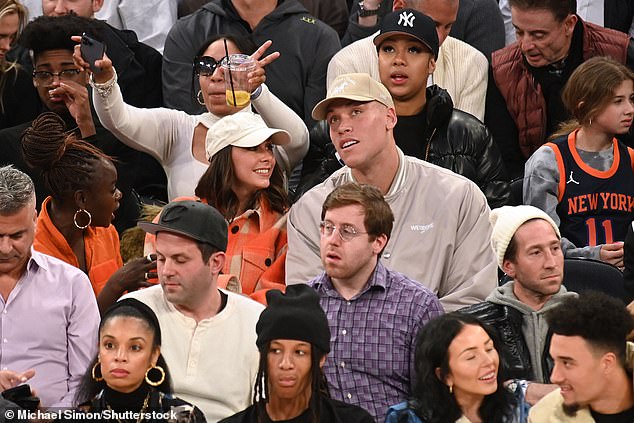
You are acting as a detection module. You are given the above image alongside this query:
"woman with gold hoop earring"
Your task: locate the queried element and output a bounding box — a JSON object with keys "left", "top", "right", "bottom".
{"left": 71, "top": 298, "right": 206, "bottom": 422}
{"left": 22, "top": 113, "right": 157, "bottom": 313}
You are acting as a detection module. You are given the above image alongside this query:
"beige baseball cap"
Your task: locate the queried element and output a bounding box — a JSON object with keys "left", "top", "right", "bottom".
{"left": 311, "top": 73, "right": 395, "bottom": 121}
{"left": 205, "top": 112, "right": 290, "bottom": 161}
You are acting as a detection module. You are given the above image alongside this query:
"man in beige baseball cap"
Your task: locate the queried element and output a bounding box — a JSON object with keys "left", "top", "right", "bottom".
{"left": 311, "top": 72, "right": 395, "bottom": 121}
{"left": 287, "top": 72, "right": 498, "bottom": 313}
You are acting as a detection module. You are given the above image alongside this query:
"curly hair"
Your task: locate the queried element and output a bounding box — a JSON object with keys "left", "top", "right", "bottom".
{"left": 547, "top": 292, "right": 634, "bottom": 366}
{"left": 407, "top": 313, "right": 516, "bottom": 423}
{"left": 18, "top": 14, "right": 99, "bottom": 60}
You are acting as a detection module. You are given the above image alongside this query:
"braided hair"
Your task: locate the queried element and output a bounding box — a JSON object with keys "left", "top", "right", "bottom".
{"left": 21, "top": 112, "right": 112, "bottom": 199}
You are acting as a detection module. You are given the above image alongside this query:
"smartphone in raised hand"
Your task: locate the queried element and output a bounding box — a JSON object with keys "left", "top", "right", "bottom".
{"left": 80, "top": 32, "right": 106, "bottom": 74}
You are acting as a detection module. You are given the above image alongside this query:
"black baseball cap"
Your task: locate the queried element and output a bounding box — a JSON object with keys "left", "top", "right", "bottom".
{"left": 373, "top": 9, "right": 439, "bottom": 59}
{"left": 138, "top": 200, "right": 228, "bottom": 251}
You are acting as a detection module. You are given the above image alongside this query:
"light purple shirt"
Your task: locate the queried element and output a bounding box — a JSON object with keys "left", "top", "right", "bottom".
{"left": 0, "top": 249, "right": 99, "bottom": 408}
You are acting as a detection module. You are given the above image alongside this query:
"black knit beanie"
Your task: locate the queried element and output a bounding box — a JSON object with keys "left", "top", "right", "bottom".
{"left": 256, "top": 284, "right": 331, "bottom": 353}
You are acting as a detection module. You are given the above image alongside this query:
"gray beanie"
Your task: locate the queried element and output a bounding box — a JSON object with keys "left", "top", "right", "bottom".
{"left": 490, "top": 205, "right": 561, "bottom": 269}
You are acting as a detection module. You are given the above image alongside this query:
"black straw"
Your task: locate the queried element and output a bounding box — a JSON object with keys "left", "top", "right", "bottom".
{"left": 224, "top": 39, "right": 237, "bottom": 106}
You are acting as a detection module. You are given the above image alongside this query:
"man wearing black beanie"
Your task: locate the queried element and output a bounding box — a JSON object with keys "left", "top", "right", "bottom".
{"left": 220, "top": 284, "right": 374, "bottom": 423}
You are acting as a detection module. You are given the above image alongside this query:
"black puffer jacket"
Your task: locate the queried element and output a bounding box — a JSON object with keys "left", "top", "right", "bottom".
{"left": 294, "top": 86, "right": 510, "bottom": 207}
{"left": 420, "top": 85, "right": 509, "bottom": 208}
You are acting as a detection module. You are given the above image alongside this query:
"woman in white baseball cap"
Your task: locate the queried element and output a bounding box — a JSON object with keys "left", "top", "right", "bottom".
{"left": 145, "top": 112, "right": 291, "bottom": 304}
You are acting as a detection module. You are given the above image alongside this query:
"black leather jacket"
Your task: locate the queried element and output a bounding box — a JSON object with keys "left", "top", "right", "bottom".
{"left": 459, "top": 301, "right": 553, "bottom": 383}
{"left": 421, "top": 85, "right": 509, "bottom": 208}
{"left": 294, "top": 86, "right": 510, "bottom": 207}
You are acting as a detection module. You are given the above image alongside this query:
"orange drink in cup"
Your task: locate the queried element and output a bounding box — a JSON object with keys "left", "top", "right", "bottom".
{"left": 222, "top": 54, "right": 256, "bottom": 108}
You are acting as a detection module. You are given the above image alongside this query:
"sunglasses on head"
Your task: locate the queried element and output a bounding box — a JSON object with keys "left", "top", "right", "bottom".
{"left": 193, "top": 55, "right": 227, "bottom": 77}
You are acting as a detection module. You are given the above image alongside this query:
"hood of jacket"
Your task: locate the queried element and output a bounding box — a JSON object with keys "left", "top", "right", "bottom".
{"left": 425, "top": 84, "right": 454, "bottom": 131}
{"left": 487, "top": 281, "right": 576, "bottom": 314}
{"left": 487, "top": 281, "right": 577, "bottom": 383}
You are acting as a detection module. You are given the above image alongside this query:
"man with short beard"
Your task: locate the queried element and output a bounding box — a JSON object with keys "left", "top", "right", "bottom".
{"left": 529, "top": 292, "right": 634, "bottom": 422}
{"left": 460, "top": 205, "right": 576, "bottom": 405}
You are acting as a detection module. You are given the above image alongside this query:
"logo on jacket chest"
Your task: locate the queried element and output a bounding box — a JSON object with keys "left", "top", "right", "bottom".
{"left": 410, "top": 223, "right": 434, "bottom": 234}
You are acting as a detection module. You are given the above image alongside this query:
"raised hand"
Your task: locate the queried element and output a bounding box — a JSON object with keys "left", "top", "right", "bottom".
{"left": 247, "top": 40, "right": 280, "bottom": 92}
{"left": 71, "top": 35, "right": 115, "bottom": 84}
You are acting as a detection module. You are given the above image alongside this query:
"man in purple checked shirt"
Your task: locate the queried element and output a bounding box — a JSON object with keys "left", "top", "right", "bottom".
{"left": 307, "top": 182, "right": 444, "bottom": 421}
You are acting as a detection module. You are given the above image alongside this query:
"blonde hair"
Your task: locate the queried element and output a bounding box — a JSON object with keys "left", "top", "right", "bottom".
{"left": 550, "top": 57, "right": 634, "bottom": 140}
{"left": 0, "top": 0, "right": 27, "bottom": 113}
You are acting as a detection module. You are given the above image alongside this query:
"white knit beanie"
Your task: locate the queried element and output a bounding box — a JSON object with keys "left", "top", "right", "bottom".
{"left": 490, "top": 205, "right": 561, "bottom": 269}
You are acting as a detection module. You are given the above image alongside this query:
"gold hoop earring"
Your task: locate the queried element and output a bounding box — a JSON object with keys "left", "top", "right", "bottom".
{"left": 197, "top": 90, "right": 205, "bottom": 106}
{"left": 145, "top": 365, "right": 165, "bottom": 387}
{"left": 92, "top": 361, "right": 103, "bottom": 382}
{"left": 589, "top": 118, "right": 592, "bottom": 126}
{"left": 449, "top": 384, "right": 453, "bottom": 394}
{"left": 73, "top": 208, "right": 92, "bottom": 229}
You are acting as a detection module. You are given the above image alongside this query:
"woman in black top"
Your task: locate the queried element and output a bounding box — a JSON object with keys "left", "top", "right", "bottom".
{"left": 220, "top": 285, "right": 374, "bottom": 423}
{"left": 71, "top": 298, "right": 206, "bottom": 422}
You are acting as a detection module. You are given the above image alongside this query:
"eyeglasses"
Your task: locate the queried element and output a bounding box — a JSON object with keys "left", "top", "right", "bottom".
{"left": 319, "top": 221, "right": 367, "bottom": 242}
{"left": 193, "top": 55, "right": 227, "bottom": 77}
{"left": 32, "top": 69, "right": 82, "bottom": 85}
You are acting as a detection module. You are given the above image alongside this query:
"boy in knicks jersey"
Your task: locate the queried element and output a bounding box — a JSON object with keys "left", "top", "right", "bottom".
{"left": 524, "top": 57, "right": 634, "bottom": 269}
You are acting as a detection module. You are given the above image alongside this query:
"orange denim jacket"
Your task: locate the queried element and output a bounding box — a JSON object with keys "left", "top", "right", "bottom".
{"left": 34, "top": 196, "right": 123, "bottom": 295}
{"left": 144, "top": 196, "right": 287, "bottom": 304}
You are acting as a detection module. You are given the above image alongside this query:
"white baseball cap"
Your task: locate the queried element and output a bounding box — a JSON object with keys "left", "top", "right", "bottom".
{"left": 205, "top": 112, "right": 290, "bottom": 161}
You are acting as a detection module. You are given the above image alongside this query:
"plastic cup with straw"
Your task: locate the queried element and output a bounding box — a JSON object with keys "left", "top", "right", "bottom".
{"left": 221, "top": 39, "right": 255, "bottom": 107}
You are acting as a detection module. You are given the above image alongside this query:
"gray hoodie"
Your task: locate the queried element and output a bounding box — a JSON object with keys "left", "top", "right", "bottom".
{"left": 487, "top": 281, "right": 577, "bottom": 382}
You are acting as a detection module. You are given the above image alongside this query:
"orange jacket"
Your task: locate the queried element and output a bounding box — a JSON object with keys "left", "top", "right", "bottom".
{"left": 34, "top": 196, "right": 123, "bottom": 295}
{"left": 145, "top": 196, "right": 287, "bottom": 304}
